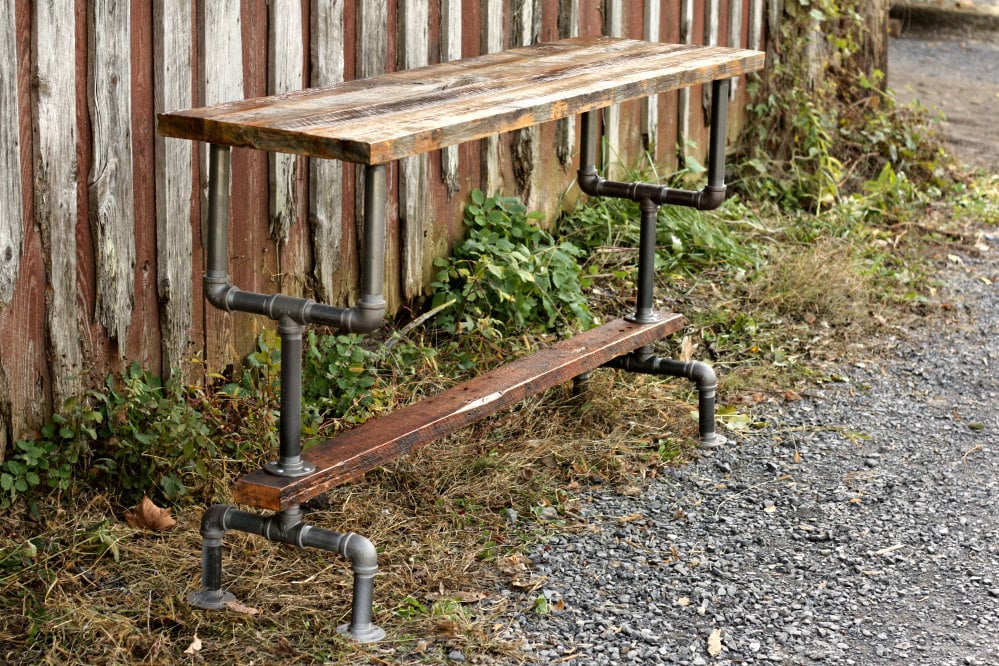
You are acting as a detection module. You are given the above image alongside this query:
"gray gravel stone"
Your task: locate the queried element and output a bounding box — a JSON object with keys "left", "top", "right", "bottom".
{"left": 497, "top": 239, "right": 998, "bottom": 663}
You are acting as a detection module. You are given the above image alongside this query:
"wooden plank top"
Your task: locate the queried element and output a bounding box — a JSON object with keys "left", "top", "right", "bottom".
{"left": 233, "top": 312, "right": 685, "bottom": 511}
{"left": 158, "top": 36, "right": 764, "bottom": 164}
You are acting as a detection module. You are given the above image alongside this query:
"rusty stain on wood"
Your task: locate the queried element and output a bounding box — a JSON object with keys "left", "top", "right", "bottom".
{"left": 234, "top": 313, "right": 685, "bottom": 511}
{"left": 88, "top": 0, "right": 135, "bottom": 353}
{"left": 309, "top": 0, "right": 345, "bottom": 303}
{"left": 158, "top": 37, "right": 765, "bottom": 165}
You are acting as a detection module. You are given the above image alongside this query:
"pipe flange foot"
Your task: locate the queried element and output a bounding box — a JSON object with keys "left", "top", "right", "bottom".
{"left": 337, "top": 622, "right": 386, "bottom": 643}
{"left": 264, "top": 460, "right": 317, "bottom": 477}
{"left": 700, "top": 433, "right": 727, "bottom": 450}
{"left": 188, "top": 589, "right": 237, "bottom": 610}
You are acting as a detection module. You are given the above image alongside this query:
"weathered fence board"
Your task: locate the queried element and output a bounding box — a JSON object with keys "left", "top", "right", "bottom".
{"left": 269, "top": 2, "right": 304, "bottom": 248}
{"left": 153, "top": 0, "right": 194, "bottom": 373}
{"left": 399, "top": 0, "right": 430, "bottom": 301}
{"left": 0, "top": 3, "right": 22, "bottom": 308}
{"left": 0, "top": 0, "right": 766, "bottom": 444}
{"left": 88, "top": 0, "right": 135, "bottom": 354}
{"left": 310, "top": 0, "right": 346, "bottom": 303}
{"left": 34, "top": 1, "right": 83, "bottom": 402}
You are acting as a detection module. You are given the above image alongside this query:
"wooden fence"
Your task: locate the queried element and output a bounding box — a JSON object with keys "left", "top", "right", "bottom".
{"left": 0, "top": 0, "right": 767, "bottom": 452}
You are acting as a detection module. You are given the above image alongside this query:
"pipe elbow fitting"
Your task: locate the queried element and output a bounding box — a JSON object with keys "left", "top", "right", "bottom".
{"left": 696, "top": 185, "right": 727, "bottom": 211}
{"left": 343, "top": 296, "right": 386, "bottom": 334}
{"left": 342, "top": 532, "right": 379, "bottom": 575}
{"left": 577, "top": 167, "right": 601, "bottom": 196}
{"left": 204, "top": 277, "right": 235, "bottom": 312}
{"left": 686, "top": 360, "right": 718, "bottom": 390}
{"left": 200, "top": 504, "right": 233, "bottom": 542}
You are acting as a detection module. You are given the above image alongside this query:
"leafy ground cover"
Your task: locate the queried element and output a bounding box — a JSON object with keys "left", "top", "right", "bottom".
{"left": 3, "top": 9, "right": 999, "bottom": 662}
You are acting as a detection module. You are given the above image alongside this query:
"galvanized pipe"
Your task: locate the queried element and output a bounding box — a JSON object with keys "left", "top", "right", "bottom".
{"left": 633, "top": 198, "right": 660, "bottom": 324}
{"left": 263, "top": 317, "right": 316, "bottom": 477}
{"left": 202, "top": 146, "right": 386, "bottom": 333}
{"left": 577, "top": 79, "right": 732, "bottom": 211}
{"left": 188, "top": 504, "right": 386, "bottom": 643}
{"left": 604, "top": 351, "right": 722, "bottom": 447}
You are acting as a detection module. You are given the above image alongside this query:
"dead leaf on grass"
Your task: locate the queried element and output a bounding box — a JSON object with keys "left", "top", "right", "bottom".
{"left": 784, "top": 390, "right": 802, "bottom": 402}
{"left": 224, "top": 600, "right": 260, "bottom": 616}
{"left": 707, "top": 628, "right": 723, "bottom": 657}
{"left": 183, "top": 636, "right": 202, "bottom": 655}
{"left": 124, "top": 496, "right": 177, "bottom": 532}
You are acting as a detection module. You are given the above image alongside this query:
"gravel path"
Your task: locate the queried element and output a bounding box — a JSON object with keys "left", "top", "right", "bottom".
{"left": 502, "top": 237, "right": 998, "bottom": 665}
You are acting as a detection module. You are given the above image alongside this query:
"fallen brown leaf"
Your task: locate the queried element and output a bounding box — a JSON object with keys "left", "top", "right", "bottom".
{"left": 707, "top": 628, "right": 723, "bottom": 657}
{"left": 224, "top": 600, "right": 260, "bottom": 616}
{"left": 124, "top": 496, "right": 177, "bottom": 532}
{"left": 183, "top": 636, "right": 202, "bottom": 655}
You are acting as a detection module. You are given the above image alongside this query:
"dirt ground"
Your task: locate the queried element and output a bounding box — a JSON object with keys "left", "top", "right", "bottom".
{"left": 888, "top": 4, "right": 999, "bottom": 173}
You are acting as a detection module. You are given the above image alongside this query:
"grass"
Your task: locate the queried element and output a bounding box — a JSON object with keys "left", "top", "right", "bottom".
{"left": 4, "top": 104, "right": 998, "bottom": 664}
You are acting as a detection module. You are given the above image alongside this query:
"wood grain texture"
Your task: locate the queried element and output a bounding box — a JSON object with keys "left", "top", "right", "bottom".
{"left": 511, "top": 0, "right": 539, "bottom": 203}
{"left": 234, "top": 313, "right": 685, "bottom": 510}
{"left": 309, "top": 0, "right": 345, "bottom": 303}
{"left": 749, "top": 0, "right": 764, "bottom": 51}
{"left": 269, "top": 2, "right": 304, "bottom": 246}
{"left": 602, "top": 0, "right": 622, "bottom": 177}
{"left": 679, "top": 0, "right": 695, "bottom": 156}
{"left": 158, "top": 37, "right": 765, "bottom": 165}
{"left": 439, "top": 0, "right": 461, "bottom": 195}
{"left": 642, "top": 0, "right": 660, "bottom": 152}
{"left": 88, "top": 0, "right": 135, "bottom": 352}
{"left": 481, "top": 0, "right": 503, "bottom": 193}
{"left": 399, "top": 0, "right": 430, "bottom": 301}
{"left": 728, "top": 0, "right": 744, "bottom": 98}
{"left": 34, "top": 0, "right": 82, "bottom": 401}
{"left": 555, "top": 0, "right": 579, "bottom": 167}
{"left": 153, "top": 0, "right": 194, "bottom": 373}
{"left": 0, "top": 2, "right": 22, "bottom": 307}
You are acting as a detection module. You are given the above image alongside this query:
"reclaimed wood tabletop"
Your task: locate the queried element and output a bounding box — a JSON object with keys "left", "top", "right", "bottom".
{"left": 158, "top": 36, "right": 764, "bottom": 165}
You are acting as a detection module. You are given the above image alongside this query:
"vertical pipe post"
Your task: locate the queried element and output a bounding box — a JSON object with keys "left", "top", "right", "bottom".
{"left": 264, "top": 317, "right": 316, "bottom": 476}
{"left": 631, "top": 198, "right": 659, "bottom": 324}
{"left": 205, "top": 144, "right": 231, "bottom": 280}
{"left": 707, "top": 79, "right": 730, "bottom": 189}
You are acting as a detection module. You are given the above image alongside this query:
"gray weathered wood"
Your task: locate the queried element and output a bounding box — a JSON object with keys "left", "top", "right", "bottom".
{"left": 555, "top": 0, "right": 579, "bottom": 167}
{"left": 511, "top": 0, "right": 539, "bottom": 201}
{"left": 0, "top": 2, "right": 23, "bottom": 307}
{"left": 34, "top": 1, "right": 82, "bottom": 401}
{"left": 154, "top": 0, "right": 194, "bottom": 373}
{"left": 440, "top": 0, "right": 462, "bottom": 195}
{"left": 642, "top": 0, "right": 661, "bottom": 152}
{"left": 603, "top": 0, "right": 623, "bottom": 177}
{"left": 482, "top": 0, "right": 503, "bottom": 193}
{"left": 399, "top": 0, "right": 430, "bottom": 300}
{"left": 750, "top": 0, "right": 765, "bottom": 52}
{"left": 704, "top": 0, "right": 720, "bottom": 113}
{"left": 310, "top": 0, "right": 345, "bottom": 303}
{"left": 88, "top": 0, "right": 135, "bottom": 352}
{"left": 728, "top": 0, "right": 744, "bottom": 99}
{"left": 158, "top": 37, "right": 766, "bottom": 164}
{"left": 269, "top": 1, "right": 304, "bottom": 246}
{"left": 354, "top": 0, "right": 388, "bottom": 269}
{"left": 679, "top": 0, "right": 695, "bottom": 159}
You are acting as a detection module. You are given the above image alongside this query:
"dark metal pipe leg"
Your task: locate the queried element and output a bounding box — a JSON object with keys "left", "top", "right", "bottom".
{"left": 604, "top": 353, "right": 723, "bottom": 448}
{"left": 630, "top": 199, "right": 660, "bottom": 324}
{"left": 188, "top": 505, "right": 237, "bottom": 610}
{"left": 188, "top": 504, "right": 385, "bottom": 642}
{"left": 265, "top": 317, "right": 315, "bottom": 477}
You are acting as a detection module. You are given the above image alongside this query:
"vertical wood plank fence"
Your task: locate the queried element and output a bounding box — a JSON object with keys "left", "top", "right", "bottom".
{"left": 0, "top": 0, "right": 766, "bottom": 456}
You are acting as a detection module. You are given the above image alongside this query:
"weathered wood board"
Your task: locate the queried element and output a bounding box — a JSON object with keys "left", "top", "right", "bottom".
{"left": 158, "top": 36, "right": 765, "bottom": 165}
{"left": 0, "top": 2, "right": 23, "bottom": 307}
{"left": 88, "top": 0, "right": 136, "bottom": 353}
{"left": 234, "top": 313, "right": 686, "bottom": 511}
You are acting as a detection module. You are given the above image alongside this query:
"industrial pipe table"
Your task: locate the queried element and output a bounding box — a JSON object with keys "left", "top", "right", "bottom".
{"left": 158, "top": 35, "right": 765, "bottom": 642}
